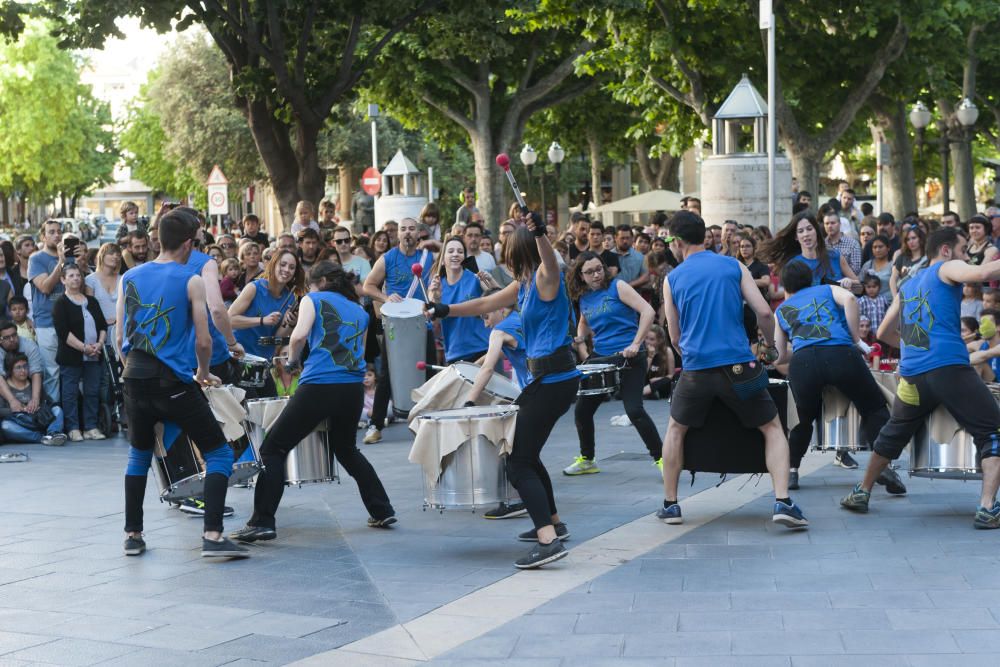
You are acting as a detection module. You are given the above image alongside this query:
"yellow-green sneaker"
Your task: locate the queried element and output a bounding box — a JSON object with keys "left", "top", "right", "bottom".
{"left": 654, "top": 458, "right": 663, "bottom": 472}
{"left": 562, "top": 456, "right": 600, "bottom": 476}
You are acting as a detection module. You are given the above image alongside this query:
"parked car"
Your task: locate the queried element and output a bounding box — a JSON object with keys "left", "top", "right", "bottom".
{"left": 99, "top": 221, "right": 122, "bottom": 245}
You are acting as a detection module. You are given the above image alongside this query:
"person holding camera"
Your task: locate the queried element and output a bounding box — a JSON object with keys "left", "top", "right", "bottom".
{"left": 53, "top": 264, "right": 107, "bottom": 441}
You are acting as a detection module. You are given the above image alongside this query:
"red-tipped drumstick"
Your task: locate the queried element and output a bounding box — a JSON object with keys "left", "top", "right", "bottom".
{"left": 496, "top": 153, "right": 529, "bottom": 213}
{"left": 411, "top": 263, "right": 431, "bottom": 302}
{"left": 416, "top": 361, "right": 447, "bottom": 371}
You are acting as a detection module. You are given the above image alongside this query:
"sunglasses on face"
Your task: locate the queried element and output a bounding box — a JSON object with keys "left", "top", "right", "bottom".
{"left": 333, "top": 238, "right": 351, "bottom": 245}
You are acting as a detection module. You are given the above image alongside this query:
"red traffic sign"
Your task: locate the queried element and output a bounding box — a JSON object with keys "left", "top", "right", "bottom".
{"left": 206, "top": 164, "right": 229, "bottom": 186}
{"left": 362, "top": 167, "right": 381, "bottom": 196}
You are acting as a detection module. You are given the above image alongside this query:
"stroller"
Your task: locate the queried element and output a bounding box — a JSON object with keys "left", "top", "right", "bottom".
{"left": 99, "top": 344, "right": 126, "bottom": 436}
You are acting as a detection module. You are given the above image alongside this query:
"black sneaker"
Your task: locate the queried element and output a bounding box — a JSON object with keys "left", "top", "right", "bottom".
{"left": 483, "top": 502, "right": 528, "bottom": 519}
{"left": 517, "top": 522, "right": 569, "bottom": 542}
{"left": 202, "top": 536, "right": 250, "bottom": 558}
{"left": 514, "top": 539, "right": 568, "bottom": 569}
{"left": 834, "top": 451, "right": 859, "bottom": 469}
{"left": 123, "top": 535, "right": 146, "bottom": 556}
{"left": 788, "top": 470, "right": 800, "bottom": 490}
{"left": 876, "top": 467, "right": 907, "bottom": 495}
{"left": 230, "top": 524, "right": 277, "bottom": 542}
{"left": 178, "top": 498, "right": 235, "bottom": 517}
{"left": 367, "top": 516, "right": 398, "bottom": 529}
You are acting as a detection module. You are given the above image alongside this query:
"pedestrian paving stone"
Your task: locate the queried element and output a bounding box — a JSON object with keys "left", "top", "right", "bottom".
{"left": 4, "top": 637, "right": 138, "bottom": 666}
{"left": 839, "top": 629, "right": 959, "bottom": 654}
{"left": 621, "top": 631, "right": 730, "bottom": 657}
{"left": 512, "top": 633, "right": 623, "bottom": 658}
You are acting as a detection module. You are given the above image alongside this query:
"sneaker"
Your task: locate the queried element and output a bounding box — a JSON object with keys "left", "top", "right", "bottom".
{"left": 656, "top": 502, "right": 683, "bottom": 525}
{"left": 124, "top": 534, "right": 146, "bottom": 556}
{"left": 83, "top": 429, "right": 106, "bottom": 440}
{"left": 178, "top": 498, "right": 235, "bottom": 517}
{"left": 772, "top": 500, "right": 809, "bottom": 528}
{"left": 68, "top": 429, "right": 83, "bottom": 442}
{"left": 514, "top": 539, "right": 568, "bottom": 569}
{"left": 654, "top": 458, "right": 663, "bottom": 473}
{"left": 358, "top": 420, "right": 367, "bottom": 429}
{"left": 840, "top": 484, "right": 871, "bottom": 513}
{"left": 0, "top": 452, "right": 29, "bottom": 463}
{"left": 363, "top": 425, "right": 382, "bottom": 444}
{"left": 974, "top": 502, "right": 1000, "bottom": 529}
{"left": 562, "top": 456, "right": 600, "bottom": 476}
{"left": 517, "top": 522, "right": 570, "bottom": 542}
{"left": 230, "top": 524, "right": 277, "bottom": 542}
{"left": 41, "top": 433, "right": 67, "bottom": 446}
{"left": 788, "top": 470, "right": 799, "bottom": 490}
{"left": 834, "top": 451, "right": 858, "bottom": 469}
{"left": 202, "top": 536, "right": 250, "bottom": 558}
{"left": 483, "top": 502, "right": 528, "bottom": 519}
{"left": 876, "top": 467, "right": 907, "bottom": 495}
{"left": 367, "top": 515, "right": 397, "bottom": 529}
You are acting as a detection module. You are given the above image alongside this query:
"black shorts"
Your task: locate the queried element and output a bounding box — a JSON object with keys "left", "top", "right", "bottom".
{"left": 873, "top": 364, "right": 1000, "bottom": 461}
{"left": 124, "top": 377, "right": 228, "bottom": 454}
{"left": 670, "top": 362, "right": 778, "bottom": 429}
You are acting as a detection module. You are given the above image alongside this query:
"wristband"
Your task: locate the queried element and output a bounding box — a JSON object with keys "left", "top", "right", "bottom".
{"left": 259, "top": 316, "right": 264, "bottom": 327}
{"left": 227, "top": 340, "right": 239, "bottom": 348}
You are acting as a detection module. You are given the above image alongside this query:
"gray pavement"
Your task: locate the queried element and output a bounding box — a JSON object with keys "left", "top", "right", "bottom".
{"left": 2, "top": 397, "right": 999, "bottom": 666}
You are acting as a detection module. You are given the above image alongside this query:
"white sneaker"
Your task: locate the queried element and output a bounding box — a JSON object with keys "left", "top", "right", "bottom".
{"left": 83, "top": 429, "right": 106, "bottom": 440}
{"left": 68, "top": 430, "right": 84, "bottom": 442}
{"left": 363, "top": 425, "right": 382, "bottom": 444}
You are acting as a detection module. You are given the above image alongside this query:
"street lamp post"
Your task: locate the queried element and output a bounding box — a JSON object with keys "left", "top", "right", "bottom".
{"left": 548, "top": 142, "right": 565, "bottom": 224}
{"left": 519, "top": 144, "right": 537, "bottom": 207}
{"left": 909, "top": 98, "right": 979, "bottom": 214}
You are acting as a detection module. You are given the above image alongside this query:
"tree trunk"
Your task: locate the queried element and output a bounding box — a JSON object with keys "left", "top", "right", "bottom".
{"left": 951, "top": 138, "right": 976, "bottom": 220}
{"left": 0, "top": 193, "right": 8, "bottom": 227}
{"left": 786, "top": 144, "right": 823, "bottom": 206}
{"left": 295, "top": 120, "right": 326, "bottom": 213}
{"left": 588, "top": 132, "right": 601, "bottom": 207}
{"left": 69, "top": 192, "right": 79, "bottom": 218}
{"left": 872, "top": 100, "right": 918, "bottom": 217}
{"left": 339, "top": 165, "right": 353, "bottom": 227}
{"left": 59, "top": 193, "right": 67, "bottom": 217}
{"left": 470, "top": 132, "right": 501, "bottom": 233}
{"left": 243, "top": 97, "right": 302, "bottom": 229}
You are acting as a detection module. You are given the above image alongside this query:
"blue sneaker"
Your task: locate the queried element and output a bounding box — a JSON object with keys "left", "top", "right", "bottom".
{"left": 656, "top": 502, "right": 682, "bottom": 525}
{"left": 973, "top": 501, "right": 1000, "bottom": 529}
{"left": 772, "top": 500, "right": 809, "bottom": 528}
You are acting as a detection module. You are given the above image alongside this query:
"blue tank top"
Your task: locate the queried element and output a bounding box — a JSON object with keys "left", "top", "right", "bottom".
{"left": 383, "top": 247, "right": 434, "bottom": 298}
{"left": 666, "top": 252, "right": 753, "bottom": 370}
{"left": 775, "top": 285, "right": 854, "bottom": 352}
{"left": 579, "top": 278, "right": 638, "bottom": 357}
{"left": 791, "top": 249, "right": 843, "bottom": 285}
{"left": 300, "top": 291, "right": 368, "bottom": 385}
{"left": 517, "top": 273, "right": 580, "bottom": 384}
{"left": 495, "top": 311, "right": 530, "bottom": 389}
{"left": 233, "top": 278, "right": 295, "bottom": 359}
{"left": 121, "top": 262, "right": 196, "bottom": 383}
{"left": 898, "top": 262, "right": 968, "bottom": 376}
{"left": 186, "top": 250, "right": 230, "bottom": 366}
{"left": 440, "top": 270, "right": 490, "bottom": 361}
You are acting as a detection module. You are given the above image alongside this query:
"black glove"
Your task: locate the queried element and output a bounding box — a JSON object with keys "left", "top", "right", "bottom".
{"left": 527, "top": 211, "right": 546, "bottom": 237}
{"left": 463, "top": 400, "right": 476, "bottom": 408}
{"left": 425, "top": 301, "right": 450, "bottom": 319}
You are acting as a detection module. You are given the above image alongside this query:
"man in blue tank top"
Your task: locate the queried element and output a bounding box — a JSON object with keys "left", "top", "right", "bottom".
{"left": 361, "top": 217, "right": 436, "bottom": 443}
{"left": 115, "top": 209, "right": 248, "bottom": 559}
{"left": 842, "top": 227, "right": 1000, "bottom": 527}
{"left": 661, "top": 211, "right": 808, "bottom": 529}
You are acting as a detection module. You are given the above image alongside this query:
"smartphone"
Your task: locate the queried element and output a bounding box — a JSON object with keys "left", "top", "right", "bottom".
{"left": 64, "top": 237, "right": 79, "bottom": 264}
{"left": 462, "top": 256, "right": 479, "bottom": 273}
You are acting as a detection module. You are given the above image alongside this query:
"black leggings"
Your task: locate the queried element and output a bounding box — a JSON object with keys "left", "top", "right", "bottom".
{"left": 575, "top": 355, "right": 661, "bottom": 460}
{"left": 371, "top": 328, "right": 436, "bottom": 428}
{"left": 249, "top": 382, "right": 394, "bottom": 530}
{"left": 510, "top": 376, "right": 579, "bottom": 530}
{"left": 787, "top": 345, "right": 889, "bottom": 468}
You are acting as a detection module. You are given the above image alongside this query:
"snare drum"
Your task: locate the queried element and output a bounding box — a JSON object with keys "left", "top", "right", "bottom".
{"left": 416, "top": 406, "right": 518, "bottom": 510}
{"left": 451, "top": 361, "right": 520, "bottom": 403}
{"left": 244, "top": 397, "right": 339, "bottom": 487}
{"left": 230, "top": 433, "right": 263, "bottom": 487}
{"left": 152, "top": 422, "right": 205, "bottom": 502}
{"left": 577, "top": 363, "right": 620, "bottom": 396}
{"left": 814, "top": 388, "right": 866, "bottom": 452}
{"left": 238, "top": 354, "right": 270, "bottom": 388}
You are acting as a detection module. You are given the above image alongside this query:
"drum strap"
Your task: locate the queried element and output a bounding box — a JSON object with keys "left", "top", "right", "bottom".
{"left": 526, "top": 345, "right": 576, "bottom": 380}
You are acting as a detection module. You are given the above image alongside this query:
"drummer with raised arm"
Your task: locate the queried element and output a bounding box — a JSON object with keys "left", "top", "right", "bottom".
{"left": 361, "top": 217, "right": 436, "bottom": 444}
{"left": 232, "top": 261, "right": 396, "bottom": 543}
{"left": 562, "top": 251, "right": 660, "bottom": 476}
{"left": 427, "top": 212, "right": 581, "bottom": 569}
{"left": 773, "top": 260, "right": 905, "bottom": 494}
{"left": 841, "top": 227, "right": 1000, "bottom": 527}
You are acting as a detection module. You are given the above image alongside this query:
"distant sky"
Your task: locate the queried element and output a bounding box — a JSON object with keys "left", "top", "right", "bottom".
{"left": 81, "top": 16, "right": 175, "bottom": 82}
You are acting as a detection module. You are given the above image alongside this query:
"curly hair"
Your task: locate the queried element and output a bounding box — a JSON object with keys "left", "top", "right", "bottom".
{"left": 759, "top": 211, "right": 832, "bottom": 277}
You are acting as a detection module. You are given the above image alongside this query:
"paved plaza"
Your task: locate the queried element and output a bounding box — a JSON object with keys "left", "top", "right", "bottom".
{"left": 1, "top": 398, "right": 1000, "bottom": 666}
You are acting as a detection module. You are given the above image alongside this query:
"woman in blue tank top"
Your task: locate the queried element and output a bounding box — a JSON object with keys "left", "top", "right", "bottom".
{"left": 773, "top": 261, "right": 903, "bottom": 493}
{"left": 232, "top": 261, "right": 395, "bottom": 543}
{"left": 229, "top": 249, "right": 305, "bottom": 396}
{"left": 465, "top": 295, "right": 530, "bottom": 403}
{"left": 427, "top": 215, "right": 579, "bottom": 570}
{"left": 762, "top": 212, "right": 860, "bottom": 291}
{"left": 429, "top": 237, "right": 491, "bottom": 362}
{"left": 562, "top": 252, "right": 661, "bottom": 475}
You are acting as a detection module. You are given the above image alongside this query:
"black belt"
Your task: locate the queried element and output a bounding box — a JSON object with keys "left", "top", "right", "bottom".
{"left": 526, "top": 345, "right": 576, "bottom": 380}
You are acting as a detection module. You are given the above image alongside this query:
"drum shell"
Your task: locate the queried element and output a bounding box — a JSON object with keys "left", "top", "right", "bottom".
{"left": 909, "top": 409, "right": 983, "bottom": 480}
{"left": 381, "top": 298, "right": 428, "bottom": 415}
{"left": 153, "top": 430, "right": 206, "bottom": 502}
{"left": 424, "top": 434, "right": 516, "bottom": 509}
{"left": 285, "top": 431, "right": 339, "bottom": 486}
{"left": 817, "top": 401, "right": 864, "bottom": 451}
{"left": 577, "top": 364, "right": 620, "bottom": 396}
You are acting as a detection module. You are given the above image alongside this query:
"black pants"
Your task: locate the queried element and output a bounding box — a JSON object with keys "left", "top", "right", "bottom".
{"left": 371, "top": 328, "right": 436, "bottom": 428}
{"left": 249, "top": 382, "right": 394, "bottom": 530}
{"left": 575, "top": 355, "right": 661, "bottom": 460}
{"left": 874, "top": 364, "right": 1000, "bottom": 461}
{"left": 123, "top": 377, "right": 231, "bottom": 533}
{"left": 510, "top": 376, "right": 579, "bottom": 530}
{"left": 211, "top": 357, "right": 239, "bottom": 386}
{"left": 787, "top": 345, "right": 889, "bottom": 468}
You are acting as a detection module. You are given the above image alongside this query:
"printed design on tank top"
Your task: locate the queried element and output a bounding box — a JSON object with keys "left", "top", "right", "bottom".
{"left": 124, "top": 281, "right": 175, "bottom": 354}
{"left": 900, "top": 287, "right": 934, "bottom": 350}
{"left": 581, "top": 292, "right": 615, "bottom": 322}
{"left": 778, "top": 298, "right": 833, "bottom": 341}
{"left": 317, "top": 300, "right": 365, "bottom": 370}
